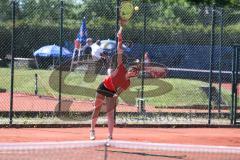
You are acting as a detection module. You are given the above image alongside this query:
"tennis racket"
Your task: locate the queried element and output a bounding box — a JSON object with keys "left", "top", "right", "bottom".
{"left": 120, "top": 0, "right": 134, "bottom": 21}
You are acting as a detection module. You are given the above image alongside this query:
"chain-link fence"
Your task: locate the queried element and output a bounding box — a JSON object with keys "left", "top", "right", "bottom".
{"left": 0, "top": 0, "right": 240, "bottom": 125}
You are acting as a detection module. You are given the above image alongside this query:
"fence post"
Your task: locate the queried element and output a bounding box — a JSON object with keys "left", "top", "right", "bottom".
{"left": 139, "top": 3, "right": 147, "bottom": 113}
{"left": 234, "top": 47, "right": 239, "bottom": 124}
{"left": 58, "top": 0, "right": 64, "bottom": 112}
{"left": 9, "top": 0, "right": 16, "bottom": 125}
{"left": 231, "top": 45, "right": 239, "bottom": 125}
{"left": 114, "top": 0, "right": 121, "bottom": 123}
{"left": 217, "top": 8, "right": 224, "bottom": 115}
{"left": 231, "top": 46, "right": 236, "bottom": 124}
{"left": 208, "top": 4, "right": 216, "bottom": 125}
{"left": 35, "top": 73, "right": 38, "bottom": 96}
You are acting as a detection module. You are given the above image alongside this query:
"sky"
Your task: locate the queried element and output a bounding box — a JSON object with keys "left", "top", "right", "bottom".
{"left": 76, "top": 0, "right": 83, "bottom": 4}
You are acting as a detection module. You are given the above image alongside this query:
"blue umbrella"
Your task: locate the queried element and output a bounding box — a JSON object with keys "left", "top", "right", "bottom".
{"left": 33, "top": 45, "right": 72, "bottom": 58}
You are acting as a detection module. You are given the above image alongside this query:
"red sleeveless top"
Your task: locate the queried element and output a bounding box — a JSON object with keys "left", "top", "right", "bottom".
{"left": 103, "top": 63, "right": 130, "bottom": 92}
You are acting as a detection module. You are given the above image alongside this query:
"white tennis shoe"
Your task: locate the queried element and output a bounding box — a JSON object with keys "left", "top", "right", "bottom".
{"left": 89, "top": 130, "right": 95, "bottom": 140}
{"left": 106, "top": 136, "right": 112, "bottom": 147}
{"left": 107, "top": 135, "right": 112, "bottom": 141}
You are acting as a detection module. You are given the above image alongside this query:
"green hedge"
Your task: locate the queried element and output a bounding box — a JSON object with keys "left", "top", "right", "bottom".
{"left": 0, "top": 25, "right": 11, "bottom": 59}
{"left": 0, "top": 21, "right": 240, "bottom": 58}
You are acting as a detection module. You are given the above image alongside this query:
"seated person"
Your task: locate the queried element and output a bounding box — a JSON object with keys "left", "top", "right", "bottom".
{"left": 144, "top": 52, "right": 151, "bottom": 65}
{"left": 74, "top": 38, "right": 81, "bottom": 50}
{"left": 91, "top": 40, "right": 103, "bottom": 61}
{"left": 73, "top": 39, "right": 81, "bottom": 60}
{"left": 91, "top": 40, "right": 110, "bottom": 74}
{"left": 81, "top": 38, "right": 93, "bottom": 60}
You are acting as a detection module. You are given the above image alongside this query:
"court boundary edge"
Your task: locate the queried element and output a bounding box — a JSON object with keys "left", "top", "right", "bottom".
{"left": 0, "top": 124, "right": 239, "bottom": 128}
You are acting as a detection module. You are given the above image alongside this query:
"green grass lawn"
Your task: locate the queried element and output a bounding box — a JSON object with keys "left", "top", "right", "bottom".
{"left": 0, "top": 68, "right": 232, "bottom": 107}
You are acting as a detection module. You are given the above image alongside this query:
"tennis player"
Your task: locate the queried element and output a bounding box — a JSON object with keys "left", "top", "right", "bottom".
{"left": 90, "top": 21, "right": 140, "bottom": 141}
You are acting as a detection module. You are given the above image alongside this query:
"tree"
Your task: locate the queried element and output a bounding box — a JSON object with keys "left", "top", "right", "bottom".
{"left": 188, "top": 0, "right": 240, "bottom": 7}
{"left": 20, "top": 0, "right": 60, "bottom": 24}
{"left": 0, "top": 0, "right": 12, "bottom": 21}
{"left": 79, "top": 0, "right": 116, "bottom": 20}
{"left": 138, "top": 0, "right": 240, "bottom": 8}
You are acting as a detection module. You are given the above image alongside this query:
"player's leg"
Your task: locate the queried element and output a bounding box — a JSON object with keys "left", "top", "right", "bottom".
{"left": 106, "top": 97, "right": 116, "bottom": 140}
{"left": 90, "top": 93, "right": 105, "bottom": 140}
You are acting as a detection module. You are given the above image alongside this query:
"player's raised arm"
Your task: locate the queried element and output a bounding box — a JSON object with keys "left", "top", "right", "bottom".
{"left": 117, "top": 25, "right": 123, "bottom": 66}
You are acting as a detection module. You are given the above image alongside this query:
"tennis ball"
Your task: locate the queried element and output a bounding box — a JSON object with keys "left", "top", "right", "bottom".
{"left": 134, "top": 6, "right": 139, "bottom": 11}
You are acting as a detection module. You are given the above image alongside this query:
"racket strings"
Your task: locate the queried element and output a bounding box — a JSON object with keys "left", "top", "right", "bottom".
{"left": 120, "top": 2, "right": 134, "bottom": 20}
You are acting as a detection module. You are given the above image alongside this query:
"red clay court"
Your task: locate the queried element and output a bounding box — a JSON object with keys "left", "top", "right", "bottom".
{"left": 0, "top": 92, "right": 235, "bottom": 113}
{"left": 0, "top": 85, "right": 239, "bottom": 160}
{"left": 0, "top": 128, "right": 239, "bottom": 146}
{"left": 0, "top": 127, "right": 240, "bottom": 160}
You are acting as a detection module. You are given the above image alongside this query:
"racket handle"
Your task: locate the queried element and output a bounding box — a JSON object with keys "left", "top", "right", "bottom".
{"left": 119, "top": 19, "right": 128, "bottom": 27}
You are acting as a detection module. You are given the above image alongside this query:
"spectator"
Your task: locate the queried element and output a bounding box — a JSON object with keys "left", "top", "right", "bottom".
{"left": 91, "top": 40, "right": 103, "bottom": 61}
{"left": 73, "top": 39, "right": 81, "bottom": 60}
{"left": 74, "top": 38, "right": 81, "bottom": 49}
{"left": 92, "top": 40, "right": 110, "bottom": 74}
{"left": 81, "top": 38, "right": 93, "bottom": 59}
{"left": 144, "top": 52, "right": 151, "bottom": 66}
